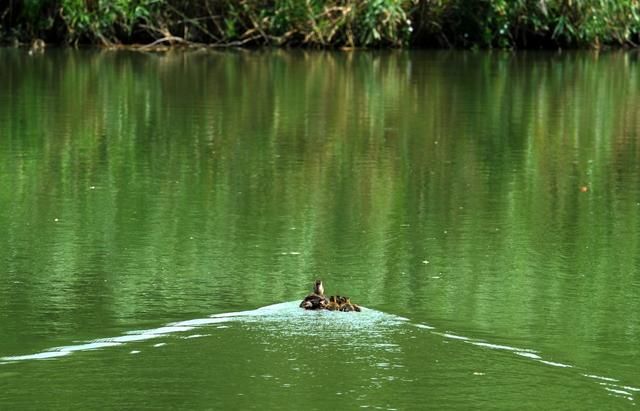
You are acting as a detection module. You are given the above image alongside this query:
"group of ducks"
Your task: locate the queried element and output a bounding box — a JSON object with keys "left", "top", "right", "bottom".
{"left": 299, "top": 280, "right": 361, "bottom": 312}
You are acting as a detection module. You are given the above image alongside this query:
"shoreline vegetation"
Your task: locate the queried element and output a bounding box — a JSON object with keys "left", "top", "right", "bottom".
{"left": 2, "top": 1, "right": 640, "bottom": 50}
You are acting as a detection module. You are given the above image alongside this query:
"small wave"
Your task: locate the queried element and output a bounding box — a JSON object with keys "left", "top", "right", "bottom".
{"left": 515, "top": 352, "right": 542, "bottom": 360}
{"left": 437, "top": 332, "right": 471, "bottom": 341}
{"left": 539, "top": 360, "right": 572, "bottom": 368}
{"left": 2, "top": 351, "right": 70, "bottom": 361}
{"left": 470, "top": 342, "right": 538, "bottom": 353}
{"left": 604, "top": 387, "right": 633, "bottom": 398}
{"left": 0, "top": 301, "right": 400, "bottom": 363}
{"left": 413, "top": 323, "right": 435, "bottom": 330}
{"left": 0, "top": 301, "right": 635, "bottom": 405}
{"left": 56, "top": 342, "right": 121, "bottom": 352}
{"left": 583, "top": 374, "right": 619, "bottom": 382}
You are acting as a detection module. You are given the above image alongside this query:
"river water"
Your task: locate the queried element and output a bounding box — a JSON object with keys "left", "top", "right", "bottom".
{"left": 0, "top": 48, "right": 639, "bottom": 409}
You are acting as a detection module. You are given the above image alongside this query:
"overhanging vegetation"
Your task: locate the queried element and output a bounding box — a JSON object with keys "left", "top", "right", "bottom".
{"left": 2, "top": 1, "right": 640, "bottom": 48}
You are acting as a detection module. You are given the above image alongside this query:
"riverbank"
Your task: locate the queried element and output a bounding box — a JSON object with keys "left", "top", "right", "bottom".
{"left": 2, "top": 1, "right": 640, "bottom": 49}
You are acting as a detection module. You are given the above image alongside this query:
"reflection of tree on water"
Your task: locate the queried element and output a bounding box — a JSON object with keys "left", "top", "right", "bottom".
{"left": 0, "top": 50, "right": 639, "bottom": 384}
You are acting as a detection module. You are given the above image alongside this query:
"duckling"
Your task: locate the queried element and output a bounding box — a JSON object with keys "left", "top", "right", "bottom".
{"left": 299, "top": 279, "right": 328, "bottom": 310}
{"left": 339, "top": 297, "right": 361, "bottom": 312}
{"left": 28, "top": 39, "right": 45, "bottom": 56}
{"left": 325, "top": 296, "right": 340, "bottom": 311}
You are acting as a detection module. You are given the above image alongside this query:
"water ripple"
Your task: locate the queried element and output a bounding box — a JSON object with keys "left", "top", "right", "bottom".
{"left": 0, "top": 301, "right": 637, "bottom": 404}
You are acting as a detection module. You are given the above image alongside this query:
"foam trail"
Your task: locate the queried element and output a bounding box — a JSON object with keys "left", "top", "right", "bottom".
{"left": 170, "top": 318, "right": 233, "bottom": 327}
{"left": 0, "top": 307, "right": 248, "bottom": 363}
{"left": 583, "top": 374, "right": 619, "bottom": 382}
{"left": 539, "top": 360, "right": 572, "bottom": 368}
{"left": 0, "top": 301, "right": 396, "bottom": 363}
{"left": 437, "top": 333, "right": 470, "bottom": 341}
{"left": 413, "top": 323, "right": 435, "bottom": 330}
{"left": 515, "top": 352, "right": 542, "bottom": 360}
{"left": 2, "top": 351, "right": 71, "bottom": 361}
{"left": 58, "top": 342, "right": 121, "bottom": 352}
{"left": 604, "top": 387, "right": 633, "bottom": 399}
{"left": 1, "top": 300, "right": 637, "bottom": 406}
{"left": 409, "top": 321, "right": 633, "bottom": 403}
{"left": 470, "top": 342, "right": 538, "bottom": 353}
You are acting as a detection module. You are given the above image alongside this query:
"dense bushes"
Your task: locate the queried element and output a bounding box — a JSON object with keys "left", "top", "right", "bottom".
{"left": 1, "top": 0, "right": 640, "bottom": 48}
{"left": 414, "top": 0, "right": 640, "bottom": 48}
{"left": 0, "top": 0, "right": 414, "bottom": 47}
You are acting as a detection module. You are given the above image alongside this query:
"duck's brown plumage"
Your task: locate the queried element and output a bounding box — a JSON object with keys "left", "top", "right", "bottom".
{"left": 299, "top": 279, "right": 328, "bottom": 310}
{"left": 338, "top": 297, "right": 361, "bottom": 312}
{"left": 325, "top": 295, "right": 340, "bottom": 311}
{"left": 299, "top": 281, "right": 361, "bottom": 312}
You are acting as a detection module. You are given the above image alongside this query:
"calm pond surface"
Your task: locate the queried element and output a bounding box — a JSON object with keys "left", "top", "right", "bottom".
{"left": 1, "top": 48, "right": 639, "bottom": 409}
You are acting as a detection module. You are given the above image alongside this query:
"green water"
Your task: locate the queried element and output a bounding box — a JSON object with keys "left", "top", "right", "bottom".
{"left": 1, "top": 48, "right": 639, "bottom": 409}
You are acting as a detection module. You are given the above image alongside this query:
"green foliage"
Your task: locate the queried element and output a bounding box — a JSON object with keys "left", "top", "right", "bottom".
{"left": 60, "top": 0, "right": 158, "bottom": 44}
{"left": 548, "top": 0, "right": 640, "bottom": 46}
{"left": 356, "top": 0, "right": 413, "bottom": 46}
{"left": 203, "top": 0, "right": 414, "bottom": 47}
{"left": 0, "top": 0, "right": 55, "bottom": 38}
{"left": 414, "top": 0, "right": 640, "bottom": 48}
{"left": 1, "top": 0, "right": 640, "bottom": 48}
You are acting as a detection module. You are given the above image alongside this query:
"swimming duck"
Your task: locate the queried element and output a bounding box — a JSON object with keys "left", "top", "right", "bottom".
{"left": 325, "top": 296, "right": 341, "bottom": 311}
{"left": 299, "top": 279, "right": 328, "bottom": 310}
{"left": 28, "top": 39, "right": 45, "bottom": 55}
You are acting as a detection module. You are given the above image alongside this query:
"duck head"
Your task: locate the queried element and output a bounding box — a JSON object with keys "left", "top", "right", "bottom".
{"left": 314, "top": 279, "right": 325, "bottom": 296}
